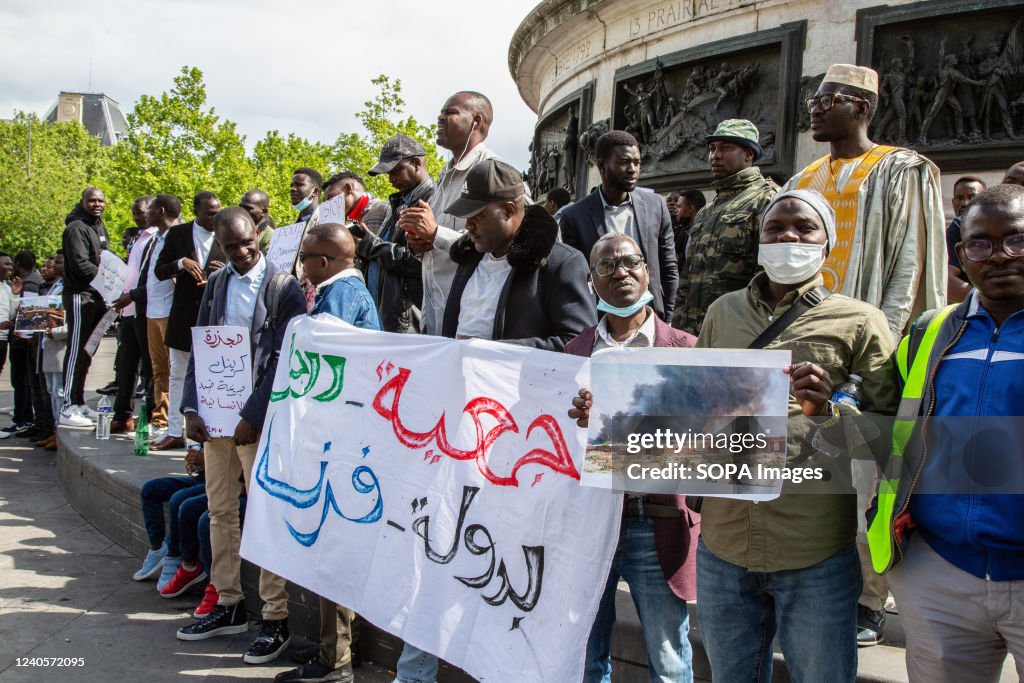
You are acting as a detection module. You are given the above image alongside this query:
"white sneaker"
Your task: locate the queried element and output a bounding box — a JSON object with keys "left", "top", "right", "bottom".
{"left": 0, "top": 406, "right": 13, "bottom": 415}
{"left": 59, "top": 406, "right": 93, "bottom": 428}
{"left": 78, "top": 404, "right": 99, "bottom": 421}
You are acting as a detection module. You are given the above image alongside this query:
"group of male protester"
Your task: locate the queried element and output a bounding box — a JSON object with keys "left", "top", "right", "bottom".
{"left": 20, "top": 61, "right": 1024, "bottom": 683}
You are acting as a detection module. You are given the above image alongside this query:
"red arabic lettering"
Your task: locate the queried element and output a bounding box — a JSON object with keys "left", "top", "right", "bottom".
{"left": 372, "top": 367, "right": 579, "bottom": 487}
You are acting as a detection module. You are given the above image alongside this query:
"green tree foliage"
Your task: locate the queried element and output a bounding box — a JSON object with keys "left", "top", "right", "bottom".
{"left": 105, "top": 66, "right": 252, "bottom": 243}
{"left": 251, "top": 131, "right": 332, "bottom": 226}
{"left": 0, "top": 113, "right": 109, "bottom": 258}
{"left": 0, "top": 68, "right": 445, "bottom": 257}
{"left": 332, "top": 75, "right": 446, "bottom": 200}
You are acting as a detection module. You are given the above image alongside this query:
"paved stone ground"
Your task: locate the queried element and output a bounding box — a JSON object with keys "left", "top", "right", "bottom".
{"left": 0, "top": 338, "right": 394, "bottom": 682}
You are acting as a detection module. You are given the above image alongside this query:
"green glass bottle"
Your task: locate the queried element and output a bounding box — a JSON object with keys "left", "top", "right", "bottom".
{"left": 134, "top": 398, "right": 149, "bottom": 456}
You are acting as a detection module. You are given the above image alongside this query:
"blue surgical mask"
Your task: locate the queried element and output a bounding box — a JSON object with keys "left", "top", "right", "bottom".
{"left": 292, "top": 193, "right": 313, "bottom": 212}
{"left": 597, "top": 289, "right": 654, "bottom": 317}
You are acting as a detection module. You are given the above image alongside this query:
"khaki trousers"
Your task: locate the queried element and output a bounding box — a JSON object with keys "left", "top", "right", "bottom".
{"left": 889, "top": 534, "right": 1024, "bottom": 682}
{"left": 854, "top": 458, "right": 889, "bottom": 612}
{"left": 146, "top": 317, "right": 170, "bottom": 429}
{"left": 319, "top": 597, "right": 354, "bottom": 668}
{"left": 205, "top": 436, "right": 288, "bottom": 620}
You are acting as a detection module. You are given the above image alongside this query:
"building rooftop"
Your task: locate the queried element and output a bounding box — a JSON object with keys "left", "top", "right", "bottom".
{"left": 44, "top": 91, "right": 128, "bottom": 146}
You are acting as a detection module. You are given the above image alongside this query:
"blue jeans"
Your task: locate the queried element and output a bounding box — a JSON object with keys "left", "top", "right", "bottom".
{"left": 696, "top": 539, "right": 861, "bottom": 683}
{"left": 584, "top": 517, "right": 692, "bottom": 683}
{"left": 395, "top": 644, "right": 438, "bottom": 683}
{"left": 140, "top": 476, "right": 200, "bottom": 549}
{"left": 198, "top": 496, "right": 246, "bottom": 578}
{"left": 178, "top": 493, "right": 208, "bottom": 566}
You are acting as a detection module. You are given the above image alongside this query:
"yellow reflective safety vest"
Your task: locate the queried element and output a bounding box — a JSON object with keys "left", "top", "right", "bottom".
{"left": 866, "top": 303, "right": 963, "bottom": 574}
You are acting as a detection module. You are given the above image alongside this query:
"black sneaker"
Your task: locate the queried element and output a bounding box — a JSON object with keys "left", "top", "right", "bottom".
{"left": 16, "top": 425, "right": 43, "bottom": 438}
{"left": 275, "top": 660, "right": 353, "bottom": 683}
{"left": 96, "top": 382, "right": 118, "bottom": 396}
{"left": 244, "top": 618, "right": 291, "bottom": 664}
{"left": 857, "top": 604, "right": 886, "bottom": 646}
{"left": 176, "top": 602, "right": 248, "bottom": 641}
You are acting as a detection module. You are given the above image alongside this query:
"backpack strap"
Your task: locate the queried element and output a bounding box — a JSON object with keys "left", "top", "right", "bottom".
{"left": 208, "top": 268, "right": 228, "bottom": 315}
{"left": 263, "top": 269, "right": 291, "bottom": 331}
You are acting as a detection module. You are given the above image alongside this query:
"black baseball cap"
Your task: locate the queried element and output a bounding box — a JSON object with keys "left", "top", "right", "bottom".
{"left": 445, "top": 159, "right": 524, "bottom": 218}
{"left": 368, "top": 134, "right": 426, "bottom": 176}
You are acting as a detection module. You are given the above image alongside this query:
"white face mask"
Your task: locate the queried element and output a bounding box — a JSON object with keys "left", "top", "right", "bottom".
{"left": 757, "top": 242, "right": 825, "bottom": 284}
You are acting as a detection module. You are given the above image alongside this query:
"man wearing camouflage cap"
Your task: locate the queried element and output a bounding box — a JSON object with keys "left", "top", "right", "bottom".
{"left": 672, "top": 118, "right": 778, "bottom": 335}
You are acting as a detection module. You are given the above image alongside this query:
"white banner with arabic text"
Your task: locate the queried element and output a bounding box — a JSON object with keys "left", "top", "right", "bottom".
{"left": 241, "top": 316, "right": 620, "bottom": 683}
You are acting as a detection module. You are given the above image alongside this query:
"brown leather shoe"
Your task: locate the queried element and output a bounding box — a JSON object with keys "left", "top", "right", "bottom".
{"left": 110, "top": 417, "right": 135, "bottom": 434}
{"left": 37, "top": 434, "right": 57, "bottom": 448}
{"left": 45, "top": 436, "right": 58, "bottom": 451}
{"left": 151, "top": 435, "right": 186, "bottom": 451}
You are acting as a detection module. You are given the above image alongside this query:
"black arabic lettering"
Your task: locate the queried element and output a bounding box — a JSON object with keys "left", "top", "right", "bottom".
{"left": 411, "top": 486, "right": 545, "bottom": 613}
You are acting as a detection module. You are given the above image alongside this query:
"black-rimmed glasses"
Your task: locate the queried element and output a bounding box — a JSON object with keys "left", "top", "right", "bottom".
{"left": 805, "top": 92, "right": 867, "bottom": 113}
{"left": 959, "top": 235, "right": 1024, "bottom": 262}
{"left": 591, "top": 254, "right": 645, "bottom": 277}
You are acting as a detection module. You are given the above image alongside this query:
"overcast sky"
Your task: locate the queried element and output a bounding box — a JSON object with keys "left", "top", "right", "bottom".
{"left": 0, "top": 0, "right": 541, "bottom": 169}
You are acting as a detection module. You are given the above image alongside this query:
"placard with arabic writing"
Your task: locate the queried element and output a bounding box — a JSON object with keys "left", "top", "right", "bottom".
{"left": 191, "top": 326, "right": 253, "bottom": 437}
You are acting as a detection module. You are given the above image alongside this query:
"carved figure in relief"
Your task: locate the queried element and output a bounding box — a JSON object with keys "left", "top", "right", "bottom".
{"left": 561, "top": 105, "right": 579, "bottom": 189}
{"left": 623, "top": 81, "right": 658, "bottom": 144}
{"left": 919, "top": 52, "right": 985, "bottom": 145}
{"left": 978, "top": 41, "right": 1020, "bottom": 140}
{"left": 579, "top": 118, "right": 609, "bottom": 165}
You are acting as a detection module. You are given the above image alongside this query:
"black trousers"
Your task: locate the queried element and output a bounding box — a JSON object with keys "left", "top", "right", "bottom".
{"left": 9, "top": 339, "right": 33, "bottom": 424}
{"left": 32, "top": 353, "right": 53, "bottom": 432}
{"left": 27, "top": 344, "right": 50, "bottom": 431}
{"left": 113, "top": 315, "right": 152, "bottom": 420}
{"left": 61, "top": 290, "right": 107, "bottom": 408}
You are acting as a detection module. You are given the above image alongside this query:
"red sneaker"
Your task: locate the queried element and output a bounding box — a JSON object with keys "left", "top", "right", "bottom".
{"left": 159, "top": 563, "right": 208, "bottom": 598}
{"left": 193, "top": 583, "right": 219, "bottom": 618}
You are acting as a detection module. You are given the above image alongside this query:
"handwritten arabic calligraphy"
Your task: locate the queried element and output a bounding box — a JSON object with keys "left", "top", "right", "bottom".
{"left": 193, "top": 326, "right": 254, "bottom": 437}
{"left": 372, "top": 367, "right": 580, "bottom": 487}
{"left": 255, "top": 416, "right": 383, "bottom": 546}
{"left": 270, "top": 333, "right": 346, "bottom": 403}
{"left": 411, "top": 485, "right": 544, "bottom": 612}
{"left": 203, "top": 329, "right": 246, "bottom": 349}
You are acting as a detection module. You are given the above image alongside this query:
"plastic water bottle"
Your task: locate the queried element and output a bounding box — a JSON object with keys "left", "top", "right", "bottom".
{"left": 134, "top": 398, "right": 149, "bottom": 456}
{"left": 96, "top": 396, "right": 113, "bottom": 440}
{"left": 831, "top": 373, "right": 863, "bottom": 409}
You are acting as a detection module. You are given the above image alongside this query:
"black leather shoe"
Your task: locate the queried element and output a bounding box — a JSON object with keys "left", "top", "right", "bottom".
{"left": 275, "top": 660, "right": 353, "bottom": 683}
{"left": 176, "top": 603, "right": 248, "bottom": 641}
{"left": 244, "top": 618, "right": 291, "bottom": 664}
{"left": 856, "top": 604, "right": 886, "bottom": 646}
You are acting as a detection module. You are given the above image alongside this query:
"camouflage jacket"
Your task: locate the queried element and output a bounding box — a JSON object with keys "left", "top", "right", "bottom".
{"left": 672, "top": 166, "right": 778, "bottom": 335}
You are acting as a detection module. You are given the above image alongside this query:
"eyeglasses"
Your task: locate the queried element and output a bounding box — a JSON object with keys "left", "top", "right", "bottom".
{"left": 591, "top": 254, "right": 645, "bottom": 277}
{"left": 958, "top": 234, "right": 1024, "bottom": 262}
{"left": 805, "top": 92, "right": 868, "bottom": 113}
{"left": 297, "top": 251, "right": 336, "bottom": 262}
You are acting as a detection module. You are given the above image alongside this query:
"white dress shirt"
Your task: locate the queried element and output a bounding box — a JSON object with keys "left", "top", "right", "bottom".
{"left": 121, "top": 226, "right": 157, "bottom": 318}
{"left": 146, "top": 231, "right": 175, "bottom": 319}
{"left": 223, "top": 255, "right": 266, "bottom": 329}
